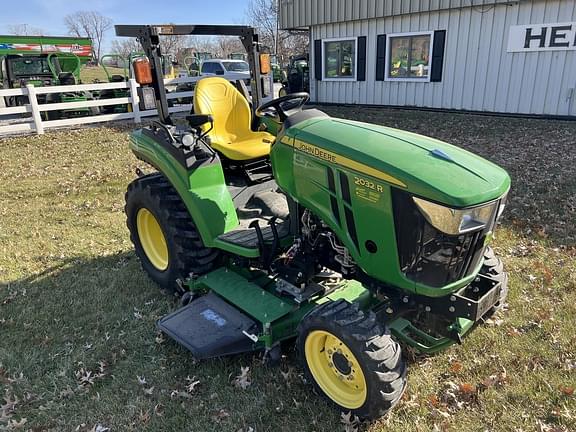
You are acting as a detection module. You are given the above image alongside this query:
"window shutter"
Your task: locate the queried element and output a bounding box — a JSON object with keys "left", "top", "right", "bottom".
{"left": 375, "top": 34, "right": 386, "bottom": 81}
{"left": 430, "top": 30, "right": 446, "bottom": 82}
{"left": 357, "top": 36, "right": 366, "bottom": 81}
{"left": 314, "top": 39, "right": 322, "bottom": 80}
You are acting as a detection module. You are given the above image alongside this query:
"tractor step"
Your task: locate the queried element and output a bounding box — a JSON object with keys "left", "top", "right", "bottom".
{"left": 157, "top": 292, "right": 260, "bottom": 359}
{"left": 217, "top": 219, "right": 290, "bottom": 248}
{"left": 244, "top": 159, "right": 272, "bottom": 183}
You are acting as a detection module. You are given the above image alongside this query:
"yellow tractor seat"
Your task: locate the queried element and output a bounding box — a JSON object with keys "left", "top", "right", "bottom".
{"left": 193, "top": 77, "right": 275, "bottom": 161}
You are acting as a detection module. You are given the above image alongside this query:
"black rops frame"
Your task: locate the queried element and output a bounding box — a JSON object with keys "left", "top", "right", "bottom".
{"left": 115, "top": 24, "right": 263, "bottom": 125}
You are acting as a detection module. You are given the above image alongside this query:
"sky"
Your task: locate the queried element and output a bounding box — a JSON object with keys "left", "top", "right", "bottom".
{"left": 0, "top": 0, "right": 251, "bottom": 48}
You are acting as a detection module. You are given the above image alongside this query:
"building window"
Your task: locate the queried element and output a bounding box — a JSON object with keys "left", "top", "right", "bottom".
{"left": 323, "top": 38, "right": 356, "bottom": 80}
{"left": 386, "top": 32, "right": 433, "bottom": 81}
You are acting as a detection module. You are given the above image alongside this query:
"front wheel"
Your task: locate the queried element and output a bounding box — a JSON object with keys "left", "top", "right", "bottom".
{"left": 481, "top": 246, "right": 509, "bottom": 313}
{"left": 125, "top": 173, "right": 219, "bottom": 293}
{"left": 297, "top": 300, "right": 407, "bottom": 419}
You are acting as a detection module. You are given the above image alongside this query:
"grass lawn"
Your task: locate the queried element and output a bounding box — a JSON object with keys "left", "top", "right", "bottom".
{"left": 1, "top": 110, "right": 575, "bottom": 431}
{"left": 80, "top": 66, "right": 127, "bottom": 83}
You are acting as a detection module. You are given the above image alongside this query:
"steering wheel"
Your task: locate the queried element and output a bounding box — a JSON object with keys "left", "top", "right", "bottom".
{"left": 255, "top": 92, "right": 310, "bottom": 122}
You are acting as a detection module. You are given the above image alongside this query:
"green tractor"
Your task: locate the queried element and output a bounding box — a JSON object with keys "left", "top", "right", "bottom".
{"left": 44, "top": 52, "right": 97, "bottom": 120}
{"left": 278, "top": 54, "right": 309, "bottom": 97}
{"left": 97, "top": 54, "right": 131, "bottom": 114}
{"left": 117, "top": 24, "right": 510, "bottom": 419}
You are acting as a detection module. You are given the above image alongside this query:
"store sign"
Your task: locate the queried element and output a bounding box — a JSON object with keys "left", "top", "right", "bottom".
{"left": 507, "top": 22, "right": 576, "bottom": 52}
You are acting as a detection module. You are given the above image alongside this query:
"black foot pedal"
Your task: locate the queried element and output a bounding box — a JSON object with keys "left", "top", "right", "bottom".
{"left": 157, "top": 292, "right": 260, "bottom": 359}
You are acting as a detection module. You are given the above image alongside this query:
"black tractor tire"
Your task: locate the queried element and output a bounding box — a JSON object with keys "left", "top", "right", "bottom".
{"left": 481, "top": 246, "right": 509, "bottom": 313}
{"left": 297, "top": 300, "right": 407, "bottom": 419}
{"left": 125, "top": 173, "right": 219, "bottom": 293}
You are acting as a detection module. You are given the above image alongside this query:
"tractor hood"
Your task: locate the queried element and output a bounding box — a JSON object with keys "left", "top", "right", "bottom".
{"left": 290, "top": 117, "right": 510, "bottom": 207}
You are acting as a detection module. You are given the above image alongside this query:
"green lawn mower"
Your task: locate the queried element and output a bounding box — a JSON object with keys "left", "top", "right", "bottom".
{"left": 116, "top": 24, "right": 510, "bottom": 419}
{"left": 97, "top": 54, "right": 131, "bottom": 114}
{"left": 44, "top": 52, "right": 97, "bottom": 120}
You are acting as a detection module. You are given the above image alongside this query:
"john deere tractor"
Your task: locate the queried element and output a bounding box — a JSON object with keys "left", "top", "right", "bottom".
{"left": 116, "top": 24, "right": 510, "bottom": 419}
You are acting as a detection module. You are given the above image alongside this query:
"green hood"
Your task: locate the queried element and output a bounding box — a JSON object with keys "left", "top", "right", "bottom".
{"left": 292, "top": 117, "right": 510, "bottom": 207}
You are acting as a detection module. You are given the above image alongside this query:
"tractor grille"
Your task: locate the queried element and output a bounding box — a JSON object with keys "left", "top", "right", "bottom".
{"left": 392, "top": 189, "right": 492, "bottom": 288}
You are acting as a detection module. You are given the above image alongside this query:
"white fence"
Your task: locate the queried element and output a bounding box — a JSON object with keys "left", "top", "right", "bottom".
{"left": 0, "top": 77, "right": 202, "bottom": 136}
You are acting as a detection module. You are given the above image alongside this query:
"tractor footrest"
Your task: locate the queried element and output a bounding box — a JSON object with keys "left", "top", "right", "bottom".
{"left": 244, "top": 159, "right": 272, "bottom": 183}
{"left": 157, "top": 292, "right": 260, "bottom": 359}
{"left": 217, "top": 219, "right": 290, "bottom": 248}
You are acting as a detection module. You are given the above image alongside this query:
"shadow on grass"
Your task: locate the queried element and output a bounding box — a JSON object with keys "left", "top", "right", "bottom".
{"left": 1, "top": 252, "right": 346, "bottom": 431}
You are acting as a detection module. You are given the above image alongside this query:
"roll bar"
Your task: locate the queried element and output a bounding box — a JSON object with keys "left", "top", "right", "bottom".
{"left": 115, "top": 24, "right": 264, "bottom": 125}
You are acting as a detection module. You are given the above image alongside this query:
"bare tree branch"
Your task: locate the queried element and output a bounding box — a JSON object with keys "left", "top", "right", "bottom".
{"left": 110, "top": 38, "right": 141, "bottom": 59}
{"left": 64, "top": 11, "right": 113, "bottom": 64}
{"left": 6, "top": 24, "right": 44, "bottom": 36}
{"left": 245, "top": 0, "right": 308, "bottom": 64}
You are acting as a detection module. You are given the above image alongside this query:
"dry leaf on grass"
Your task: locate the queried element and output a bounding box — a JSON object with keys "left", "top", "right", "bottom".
{"left": 211, "top": 408, "right": 230, "bottom": 423}
{"left": 479, "top": 369, "right": 508, "bottom": 390}
{"left": 536, "top": 419, "right": 567, "bottom": 432}
{"left": 449, "top": 361, "right": 463, "bottom": 374}
{"left": 155, "top": 332, "right": 165, "bottom": 344}
{"left": 233, "top": 366, "right": 251, "bottom": 389}
{"left": 559, "top": 386, "right": 574, "bottom": 396}
{"left": 137, "top": 375, "right": 147, "bottom": 385}
{"left": 186, "top": 376, "right": 200, "bottom": 393}
{"left": 5, "top": 418, "right": 27, "bottom": 430}
{"left": 75, "top": 368, "right": 95, "bottom": 386}
{"left": 340, "top": 411, "right": 360, "bottom": 432}
{"left": 143, "top": 387, "right": 154, "bottom": 395}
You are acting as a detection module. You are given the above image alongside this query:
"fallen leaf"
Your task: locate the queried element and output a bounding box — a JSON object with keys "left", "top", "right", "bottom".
{"left": 143, "top": 387, "right": 154, "bottom": 395}
{"left": 6, "top": 418, "right": 27, "bottom": 429}
{"left": 233, "top": 366, "right": 251, "bottom": 390}
{"left": 428, "top": 394, "right": 440, "bottom": 408}
{"left": 155, "top": 332, "right": 165, "bottom": 344}
{"left": 449, "top": 361, "right": 463, "bottom": 373}
{"left": 186, "top": 376, "right": 200, "bottom": 393}
{"left": 211, "top": 408, "right": 230, "bottom": 423}
{"left": 137, "top": 375, "right": 147, "bottom": 385}
{"left": 340, "top": 411, "right": 359, "bottom": 432}
{"left": 559, "top": 386, "right": 574, "bottom": 396}
{"left": 459, "top": 383, "right": 475, "bottom": 394}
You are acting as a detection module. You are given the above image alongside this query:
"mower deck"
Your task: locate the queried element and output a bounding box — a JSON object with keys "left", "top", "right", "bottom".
{"left": 157, "top": 291, "right": 260, "bottom": 359}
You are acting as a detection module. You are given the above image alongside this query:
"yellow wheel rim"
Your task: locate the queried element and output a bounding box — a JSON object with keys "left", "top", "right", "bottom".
{"left": 304, "top": 330, "right": 367, "bottom": 409}
{"left": 136, "top": 208, "right": 169, "bottom": 271}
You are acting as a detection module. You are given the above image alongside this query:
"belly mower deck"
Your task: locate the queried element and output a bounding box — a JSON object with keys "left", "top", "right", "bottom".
{"left": 157, "top": 292, "right": 260, "bottom": 359}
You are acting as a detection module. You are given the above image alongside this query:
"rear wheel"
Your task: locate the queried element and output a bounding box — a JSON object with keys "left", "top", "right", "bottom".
{"left": 125, "top": 173, "right": 219, "bottom": 293}
{"left": 297, "top": 300, "right": 407, "bottom": 419}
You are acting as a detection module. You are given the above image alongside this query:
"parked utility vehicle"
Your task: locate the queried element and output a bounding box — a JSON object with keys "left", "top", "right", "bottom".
{"left": 116, "top": 24, "right": 510, "bottom": 419}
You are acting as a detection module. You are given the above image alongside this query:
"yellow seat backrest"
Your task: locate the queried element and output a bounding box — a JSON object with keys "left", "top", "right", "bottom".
{"left": 193, "top": 77, "right": 272, "bottom": 161}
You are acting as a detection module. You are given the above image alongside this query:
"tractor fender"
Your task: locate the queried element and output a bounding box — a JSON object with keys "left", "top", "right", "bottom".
{"left": 129, "top": 129, "right": 238, "bottom": 246}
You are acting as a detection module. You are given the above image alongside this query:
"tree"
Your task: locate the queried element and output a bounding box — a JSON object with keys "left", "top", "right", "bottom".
{"left": 110, "top": 38, "right": 141, "bottom": 59}
{"left": 245, "top": 0, "right": 309, "bottom": 65}
{"left": 216, "top": 36, "right": 244, "bottom": 59}
{"left": 246, "top": 0, "right": 279, "bottom": 54}
{"left": 64, "top": 11, "right": 113, "bottom": 64}
{"left": 6, "top": 24, "right": 44, "bottom": 36}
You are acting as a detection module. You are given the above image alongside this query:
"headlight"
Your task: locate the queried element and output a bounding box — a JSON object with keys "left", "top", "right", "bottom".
{"left": 413, "top": 197, "right": 498, "bottom": 235}
{"left": 496, "top": 192, "right": 508, "bottom": 222}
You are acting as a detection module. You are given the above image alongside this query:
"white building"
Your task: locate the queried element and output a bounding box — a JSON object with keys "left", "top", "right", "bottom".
{"left": 279, "top": 0, "right": 576, "bottom": 117}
